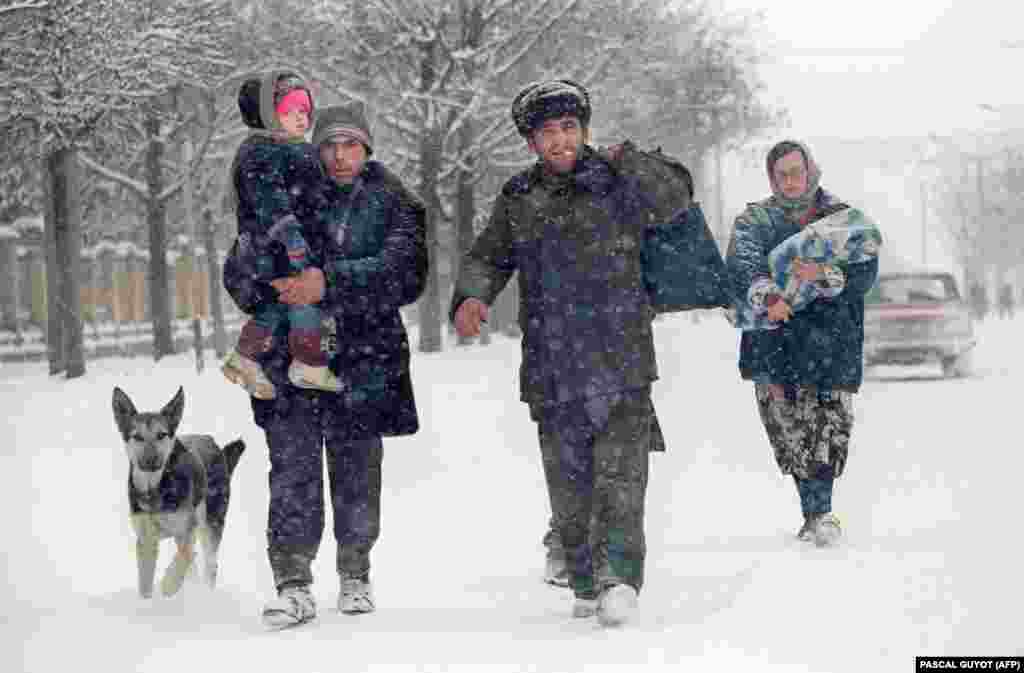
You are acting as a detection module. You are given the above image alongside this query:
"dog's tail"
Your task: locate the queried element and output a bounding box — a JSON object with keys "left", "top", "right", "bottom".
{"left": 222, "top": 439, "right": 246, "bottom": 478}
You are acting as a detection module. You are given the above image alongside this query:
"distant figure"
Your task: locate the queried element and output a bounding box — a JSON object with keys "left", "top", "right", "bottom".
{"left": 998, "top": 283, "right": 1015, "bottom": 319}
{"left": 969, "top": 283, "right": 990, "bottom": 321}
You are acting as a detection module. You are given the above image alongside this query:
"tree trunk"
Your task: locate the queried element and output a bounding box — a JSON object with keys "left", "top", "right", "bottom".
{"left": 44, "top": 146, "right": 86, "bottom": 378}
{"left": 203, "top": 210, "right": 227, "bottom": 358}
{"left": 417, "top": 126, "right": 443, "bottom": 354}
{"left": 455, "top": 1, "right": 486, "bottom": 346}
{"left": 455, "top": 119, "right": 479, "bottom": 346}
{"left": 144, "top": 110, "right": 174, "bottom": 359}
{"left": 416, "top": 45, "right": 443, "bottom": 354}
{"left": 43, "top": 150, "right": 64, "bottom": 375}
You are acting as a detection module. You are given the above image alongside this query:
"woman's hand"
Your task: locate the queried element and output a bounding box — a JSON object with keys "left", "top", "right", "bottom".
{"left": 766, "top": 298, "right": 793, "bottom": 323}
{"left": 271, "top": 267, "right": 325, "bottom": 305}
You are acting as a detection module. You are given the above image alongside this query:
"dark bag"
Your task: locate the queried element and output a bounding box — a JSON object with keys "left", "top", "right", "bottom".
{"left": 604, "top": 141, "right": 732, "bottom": 312}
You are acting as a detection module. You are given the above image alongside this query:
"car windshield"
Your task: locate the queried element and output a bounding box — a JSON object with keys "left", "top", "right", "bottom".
{"left": 867, "top": 275, "right": 958, "bottom": 304}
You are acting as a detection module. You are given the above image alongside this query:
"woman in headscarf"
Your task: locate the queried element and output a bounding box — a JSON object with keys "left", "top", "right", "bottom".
{"left": 725, "top": 140, "right": 880, "bottom": 547}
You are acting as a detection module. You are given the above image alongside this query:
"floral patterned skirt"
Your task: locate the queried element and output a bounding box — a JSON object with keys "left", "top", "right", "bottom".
{"left": 754, "top": 383, "right": 854, "bottom": 479}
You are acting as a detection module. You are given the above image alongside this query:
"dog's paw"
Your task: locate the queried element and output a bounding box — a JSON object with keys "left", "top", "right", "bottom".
{"left": 160, "top": 556, "right": 193, "bottom": 597}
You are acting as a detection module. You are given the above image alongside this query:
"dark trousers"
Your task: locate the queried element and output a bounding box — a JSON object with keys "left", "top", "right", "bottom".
{"left": 793, "top": 465, "right": 835, "bottom": 516}
{"left": 236, "top": 216, "right": 327, "bottom": 367}
{"left": 754, "top": 383, "right": 852, "bottom": 518}
{"left": 537, "top": 390, "right": 651, "bottom": 599}
{"left": 263, "top": 396, "right": 383, "bottom": 590}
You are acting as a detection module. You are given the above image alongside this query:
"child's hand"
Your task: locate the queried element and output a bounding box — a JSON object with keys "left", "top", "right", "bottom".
{"left": 766, "top": 299, "right": 793, "bottom": 323}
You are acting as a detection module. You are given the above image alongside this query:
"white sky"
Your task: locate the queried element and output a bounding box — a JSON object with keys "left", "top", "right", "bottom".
{"left": 715, "top": 0, "right": 1024, "bottom": 138}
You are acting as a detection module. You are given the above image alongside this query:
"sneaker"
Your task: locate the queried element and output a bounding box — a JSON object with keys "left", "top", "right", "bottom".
{"left": 337, "top": 576, "right": 375, "bottom": 614}
{"left": 288, "top": 362, "right": 344, "bottom": 393}
{"left": 796, "top": 515, "right": 816, "bottom": 542}
{"left": 261, "top": 584, "right": 316, "bottom": 630}
{"left": 812, "top": 512, "right": 842, "bottom": 547}
{"left": 544, "top": 554, "right": 569, "bottom": 588}
{"left": 596, "top": 584, "right": 638, "bottom": 627}
{"left": 572, "top": 596, "right": 599, "bottom": 618}
{"left": 222, "top": 350, "right": 276, "bottom": 400}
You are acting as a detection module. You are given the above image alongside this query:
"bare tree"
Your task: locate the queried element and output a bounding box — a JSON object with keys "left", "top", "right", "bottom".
{"left": 0, "top": 0, "right": 238, "bottom": 372}
{"left": 212, "top": 0, "right": 785, "bottom": 352}
{"left": 75, "top": 1, "right": 237, "bottom": 360}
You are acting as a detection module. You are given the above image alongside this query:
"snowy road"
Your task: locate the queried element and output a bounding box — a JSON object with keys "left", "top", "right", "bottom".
{"left": 3, "top": 312, "right": 1021, "bottom": 672}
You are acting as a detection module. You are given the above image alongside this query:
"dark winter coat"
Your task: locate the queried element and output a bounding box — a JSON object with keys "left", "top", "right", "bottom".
{"left": 725, "top": 188, "right": 879, "bottom": 391}
{"left": 229, "top": 70, "right": 323, "bottom": 281}
{"left": 230, "top": 137, "right": 323, "bottom": 281}
{"left": 224, "top": 160, "right": 428, "bottom": 439}
{"left": 450, "top": 145, "right": 727, "bottom": 411}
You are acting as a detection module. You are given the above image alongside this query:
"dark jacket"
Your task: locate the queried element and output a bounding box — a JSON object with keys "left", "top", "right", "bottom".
{"left": 224, "top": 160, "right": 428, "bottom": 438}
{"left": 231, "top": 137, "right": 323, "bottom": 281}
{"left": 230, "top": 70, "right": 323, "bottom": 281}
{"left": 451, "top": 145, "right": 724, "bottom": 410}
{"left": 725, "top": 188, "right": 878, "bottom": 391}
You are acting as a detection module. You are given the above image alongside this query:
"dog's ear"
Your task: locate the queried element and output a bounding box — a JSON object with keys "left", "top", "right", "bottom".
{"left": 161, "top": 386, "right": 185, "bottom": 436}
{"left": 112, "top": 387, "right": 137, "bottom": 440}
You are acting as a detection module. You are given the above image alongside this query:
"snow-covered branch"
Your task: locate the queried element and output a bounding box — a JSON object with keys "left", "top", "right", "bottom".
{"left": 0, "top": 0, "right": 47, "bottom": 16}
{"left": 78, "top": 153, "right": 148, "bottom": 198}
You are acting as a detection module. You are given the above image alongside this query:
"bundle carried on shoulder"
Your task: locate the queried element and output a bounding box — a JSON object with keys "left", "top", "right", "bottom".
{"left": 603, "top": 140, "right": 732, "bottom": 313}
{"left": 734, "top": 203, "right": 883, "bottom": 331}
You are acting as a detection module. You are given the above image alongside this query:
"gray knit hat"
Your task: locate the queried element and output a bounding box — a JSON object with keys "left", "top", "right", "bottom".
{"left": 312, "top": 101, "right": 373, "bottom": 154}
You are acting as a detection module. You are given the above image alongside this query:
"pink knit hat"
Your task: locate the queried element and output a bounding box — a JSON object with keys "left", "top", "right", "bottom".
{"left": 275, "top": 88, "right": 311, "bottom": 118}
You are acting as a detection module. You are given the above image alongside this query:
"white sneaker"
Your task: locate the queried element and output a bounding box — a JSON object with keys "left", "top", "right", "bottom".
{"left": 544, "top": 554, "right": 569, "bottom": 587}
{"left": 596, "top": 584, "right": 638, "bottom": 627}
{"left": 797, "top": 516, "right": 816, "bottom": 542}
{"left": 337, "top": 577, "right": 375, "bottom": 614}
{"left": 222, "top": 350, "right": 276, "bottom": 399}
{"left": 288, "top": 362, "right": 344, "bottom": 392}
{"left": 812, "top": 512, "right": 842, "bottom": 547}
{"left": 261, "top": 585, "right": 316, "bottom": 630}
{"left": 572, "top": 597, "right": 598, "bottom": 618}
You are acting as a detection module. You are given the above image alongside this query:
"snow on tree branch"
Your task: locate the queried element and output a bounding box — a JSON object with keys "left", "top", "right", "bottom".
{"left": 0, "top": 1, "right": 48, "bottom": 16}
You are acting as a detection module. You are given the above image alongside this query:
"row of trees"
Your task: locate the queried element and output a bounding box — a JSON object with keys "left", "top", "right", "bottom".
{"left": 0, "top": 0, "right": 783, "bottom": 379}
{"left": 926, "top": 133, "right": 1024, "bottom": 296}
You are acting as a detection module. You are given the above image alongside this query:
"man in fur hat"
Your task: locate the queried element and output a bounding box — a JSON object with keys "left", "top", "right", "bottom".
{"left": 450, "top": 79, "right": 727, "bottom": 626}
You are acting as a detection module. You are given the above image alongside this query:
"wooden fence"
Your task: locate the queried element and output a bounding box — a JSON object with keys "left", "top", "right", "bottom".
{"left": 0, "top": 220, "right": 242, "bottom": 362}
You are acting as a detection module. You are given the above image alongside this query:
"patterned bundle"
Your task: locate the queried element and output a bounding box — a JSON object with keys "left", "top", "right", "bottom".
{"left": 735, "top": 206, "right": 882, "bottom": 331}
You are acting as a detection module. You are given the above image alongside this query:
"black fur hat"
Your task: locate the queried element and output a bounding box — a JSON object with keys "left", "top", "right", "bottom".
{"left": 511, "top": 79, "right": 591, "bottom": 137}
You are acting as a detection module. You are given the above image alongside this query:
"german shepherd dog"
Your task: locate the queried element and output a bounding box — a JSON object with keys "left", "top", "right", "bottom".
{"left": 112, "top": 386, "right": 245, "bottom": 598}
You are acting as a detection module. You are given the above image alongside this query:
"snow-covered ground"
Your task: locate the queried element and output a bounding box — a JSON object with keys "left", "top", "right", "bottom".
{"left": 4, "top": 312, "right": 1022, "bottom": 672}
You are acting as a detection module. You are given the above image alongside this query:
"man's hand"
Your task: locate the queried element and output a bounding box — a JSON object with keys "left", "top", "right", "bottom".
{"left": 766, "top": 298, "right": 793, "bottom": 323}
{"left": 271, "top": 267, "right": 325, "bottom": 305}
{"left": 454, "top": 298, "right": 489, "bottom": 338}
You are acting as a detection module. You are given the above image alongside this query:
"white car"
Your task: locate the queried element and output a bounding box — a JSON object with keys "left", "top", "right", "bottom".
{"left": 863, "top": 271, "right": 977, "bottom": 378}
